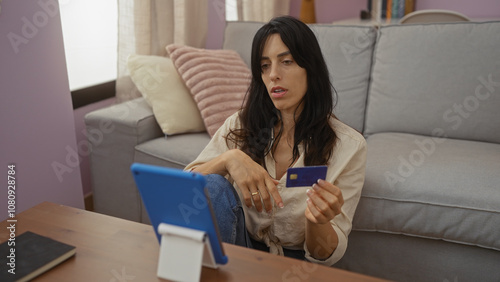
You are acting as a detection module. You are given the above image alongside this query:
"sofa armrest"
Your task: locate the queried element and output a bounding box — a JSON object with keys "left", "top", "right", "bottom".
{"left": 85, "top": 97, "right": 163, "bottom": 142}
{"left": 84, "top": 97, "right": 163, "bottom": 221}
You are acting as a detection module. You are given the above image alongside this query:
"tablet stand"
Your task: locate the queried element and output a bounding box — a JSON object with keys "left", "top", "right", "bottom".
{"left": 156, "top": 223, "right": 218, "bottom": 282}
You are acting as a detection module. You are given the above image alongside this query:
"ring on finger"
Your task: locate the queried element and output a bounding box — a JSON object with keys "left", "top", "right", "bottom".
{"left": 251, "top": 191, "right": 259, "bottom": 196}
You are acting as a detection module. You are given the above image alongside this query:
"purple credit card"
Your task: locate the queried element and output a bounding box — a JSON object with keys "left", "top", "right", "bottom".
{"left": 286, "top": 166, "right": 327, "bottom": 188}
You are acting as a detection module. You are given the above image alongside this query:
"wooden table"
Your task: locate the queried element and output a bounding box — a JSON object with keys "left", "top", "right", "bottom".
{"left": 0, "top": 202, "right": 386, "bottom": 281}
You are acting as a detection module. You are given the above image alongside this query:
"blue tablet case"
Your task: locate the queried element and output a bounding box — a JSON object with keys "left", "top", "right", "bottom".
{"left": 130, "top": 163, "right": 228, "bottom": 265}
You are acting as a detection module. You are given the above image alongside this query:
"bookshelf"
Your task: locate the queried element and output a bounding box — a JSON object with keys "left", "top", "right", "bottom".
{"left": 370, "top": 0, "right": 415, "bottom": 23}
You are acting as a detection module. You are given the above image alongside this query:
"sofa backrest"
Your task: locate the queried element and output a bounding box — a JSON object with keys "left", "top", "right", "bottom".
{"left": 223, "top": 21, "right": 377, "bottom": 133}
{"left": 223, "top": 21, "right": 260, "bottom": 67}
{"left": 364, "top": 21, "right": 500, "bottom": 144}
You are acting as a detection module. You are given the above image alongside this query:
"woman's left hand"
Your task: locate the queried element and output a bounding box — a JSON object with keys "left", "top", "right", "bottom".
{"left": 305, "top": 179, "right": 344, "bottom": 224}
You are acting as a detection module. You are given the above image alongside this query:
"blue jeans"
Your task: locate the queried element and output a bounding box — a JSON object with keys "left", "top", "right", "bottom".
{"left": 204, "top": 174, "right": 306, "bottom": 261}
{"left": 204, "top": 174, "right": 252, "bottom": 247}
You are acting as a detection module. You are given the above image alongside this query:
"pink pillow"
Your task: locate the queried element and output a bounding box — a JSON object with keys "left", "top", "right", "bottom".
{"left": 166, "top": 44, "right": 251, "bottom": 137}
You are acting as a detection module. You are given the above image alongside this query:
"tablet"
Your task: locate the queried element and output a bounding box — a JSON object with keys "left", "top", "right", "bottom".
{"left": 130, "top": 163, "right": 228, "bottom": 265}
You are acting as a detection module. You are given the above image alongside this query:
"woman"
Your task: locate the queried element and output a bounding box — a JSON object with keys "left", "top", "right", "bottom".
{"left": 185, "top": 16, "right": 366, "bottom": 266}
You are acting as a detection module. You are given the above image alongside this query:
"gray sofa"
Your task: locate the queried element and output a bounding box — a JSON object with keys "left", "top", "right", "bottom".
{"left": 85, "top": 21, "right": 500, "bottom": 281}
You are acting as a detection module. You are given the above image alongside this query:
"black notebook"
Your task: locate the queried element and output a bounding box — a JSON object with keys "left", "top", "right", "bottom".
{"left": 0, "top": 231, "right": 76, "bottom": 282}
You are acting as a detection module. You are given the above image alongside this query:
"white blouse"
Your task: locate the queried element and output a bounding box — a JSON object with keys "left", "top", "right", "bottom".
{"left": 185, "top": 112, "right": 367, "bottom": 266}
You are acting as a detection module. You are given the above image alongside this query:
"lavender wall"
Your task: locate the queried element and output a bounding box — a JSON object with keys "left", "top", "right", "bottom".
{"left": 0, "top": 0, "right": 84, "bottom": 221}
{"left": 206, "top": 0, "right": 226, "bottom": 49}
{"left": 416, "top": 0, "right": 500, "bottom": 18}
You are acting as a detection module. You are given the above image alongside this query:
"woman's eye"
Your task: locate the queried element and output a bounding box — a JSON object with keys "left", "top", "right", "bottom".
{"left": 261, "top": 63, "right": 270, "bottom": 70}
{"left": 283, "top": 60, "right": 293, "bottom": 65}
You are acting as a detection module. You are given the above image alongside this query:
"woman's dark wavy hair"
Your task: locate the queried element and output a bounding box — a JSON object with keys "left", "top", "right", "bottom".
{"left": 226, "top": 16, "right": 338, "bottom": 168}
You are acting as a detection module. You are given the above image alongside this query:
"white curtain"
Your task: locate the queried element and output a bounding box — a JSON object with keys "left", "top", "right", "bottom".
{"left": 116, "top": 0, "right": 289, "bottom": 102}
{"left": 235, "top": 0, "right": 290, "bottom": 22}
{"left": 116, "top": 0, "right": 208, "bottom": 102}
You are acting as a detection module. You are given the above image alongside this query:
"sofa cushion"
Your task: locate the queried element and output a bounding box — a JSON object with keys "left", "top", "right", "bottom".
{"left": 365, "top": 21, "right": 500, "bottom": 143}
{"left": 134, "top": 133, "right": 211, "bottom": 169}
{"left": 310, "top": 24, "right": 376, "bottom": 133}
{"left": 223, "top": 21, "right": 377, "bottom": 133}
{"left": 354, "top": 132, "right": 500, "bottom": 251}
{"left": 166, "top": 44, "right": 251, "bottom": 137}
{"left": 127, "top": 54, "right": 206, "bottom": 135}
{"left": 222, "top": 21, "right": 261, "bottom": 68}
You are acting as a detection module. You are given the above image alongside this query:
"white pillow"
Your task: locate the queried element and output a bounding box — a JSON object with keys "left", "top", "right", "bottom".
{"left": 127, "top": 54, "right": 205, "bottom": 135}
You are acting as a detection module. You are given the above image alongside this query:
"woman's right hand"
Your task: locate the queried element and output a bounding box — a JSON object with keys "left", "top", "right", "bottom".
{"left": 224, "top": 149, "right": 283, "bottom": 213}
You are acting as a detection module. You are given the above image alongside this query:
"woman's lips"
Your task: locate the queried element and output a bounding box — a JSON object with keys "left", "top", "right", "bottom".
{"left": 271, "top": 86, "right": 287, "bottom": 98}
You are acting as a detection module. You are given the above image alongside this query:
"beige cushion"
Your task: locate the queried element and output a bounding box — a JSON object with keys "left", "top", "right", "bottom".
{"left": 166, "top": 44, "right": 250, "bottom": 137}
{"left": 127, "top": 54, "right": 205, "bottom": 135}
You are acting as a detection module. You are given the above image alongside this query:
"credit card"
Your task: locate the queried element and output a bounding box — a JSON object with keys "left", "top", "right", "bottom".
{"left": 286, "top": 166, "right": 327, "bottom": 188}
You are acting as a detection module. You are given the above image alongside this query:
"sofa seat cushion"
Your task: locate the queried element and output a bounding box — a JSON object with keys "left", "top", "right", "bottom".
{"left": 134, "top": 133, "right": 211, "bottom": 169}
{"left": 354, "top": 132, "right": 500, "bottom": 251}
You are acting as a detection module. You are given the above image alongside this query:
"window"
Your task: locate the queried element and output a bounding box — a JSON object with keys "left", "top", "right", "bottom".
{"left": 59, "top": 0, "right": 117, "bottom": 91}
{"left": 226, "top": 0, "right": 238, "bottom": 21}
